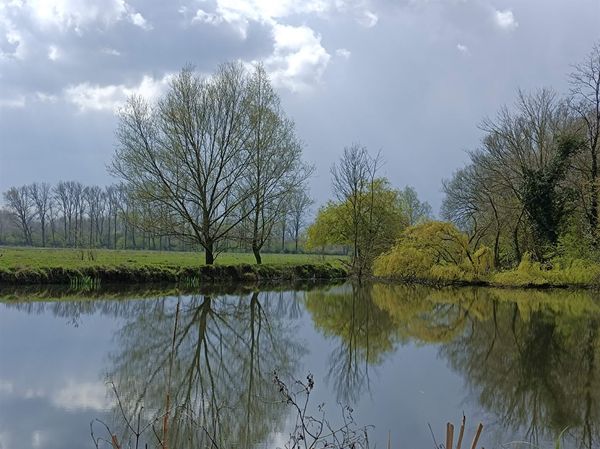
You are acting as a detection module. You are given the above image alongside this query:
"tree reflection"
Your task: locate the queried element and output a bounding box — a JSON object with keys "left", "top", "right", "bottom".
{"left": 106, "top": 290, "right": 305, "bottom": 449}
{"left": 305, "top": 284, "right": 399, "bottom": 403}
{"left": 7, "top": 284, "right": 600, "bottom": 448}
{"left": 423, "top": 288, "right": 600, "bottom": 448}
{"left": 307, "top": 283, "right": 600, "bottom": 448}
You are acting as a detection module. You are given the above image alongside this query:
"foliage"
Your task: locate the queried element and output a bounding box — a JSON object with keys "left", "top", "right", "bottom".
{"left": 307, "top": 177, "right": 406, "bottom": 275}
{"left": 373, "top": 222, "right": 489, "bottom": 283}
{"left": 442, "top": 72, "right": 598, "bottom": 266}
{"left": 492, "top": 252, "right": 600, "bottom": 287}
{"left": 521, "top": 135, "right": 582, "bottom": 254}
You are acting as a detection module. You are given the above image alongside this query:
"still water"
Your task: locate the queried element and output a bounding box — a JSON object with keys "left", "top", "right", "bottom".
{"left": 1, "top": 282, "right": 599, "bottom": 449}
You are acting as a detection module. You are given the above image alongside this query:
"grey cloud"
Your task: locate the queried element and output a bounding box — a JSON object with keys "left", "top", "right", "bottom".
{"left": 1, "top": 0, "right": 599, "bottom": 213}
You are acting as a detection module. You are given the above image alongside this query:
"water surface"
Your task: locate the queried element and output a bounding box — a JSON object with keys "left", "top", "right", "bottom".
{"left": 1, "top": 283, "right": 599, "bottom": 449}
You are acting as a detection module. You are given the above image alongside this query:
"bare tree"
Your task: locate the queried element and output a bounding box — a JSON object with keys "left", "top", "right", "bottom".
{"left": 331, "top": 144, "right": 383, "bottom": 277}
{"left": 29, "top": 182, "right": 52, "bottom": 247}
{"left": 112, "top": 64, "right": 259, "bottom": 264}
{"left": 53, "top": 181, "right": 72, "bottom": 245}
{"left": 53, "top": 180, "right": 84, "bottom": 246}
{"left": 3, "top": 186, "right": 35, "bottom": 245}
{"left": 569, "top": 43, "right": 600, "bottom": 243}
{"left": 243, "top": 64, "right": 313, "bottom": 263}
{"left": 84, "top": 185, "right": 106, "bottom": 247}
{"left": 288, "top": 188, "right": 313, "bottom": 252}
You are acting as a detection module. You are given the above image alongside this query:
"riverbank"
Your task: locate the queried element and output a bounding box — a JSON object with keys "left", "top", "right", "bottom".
{"left": 0, "top": 247, "right": 348, "bottom": 286}
{"left": 373, "top": 259, "right": 600, "bottom": 289}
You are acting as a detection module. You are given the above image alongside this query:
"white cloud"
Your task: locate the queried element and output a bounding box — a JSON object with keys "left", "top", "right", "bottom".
{"left": 101, "top": 47, "right": 121, "bottom": 56}
{"left": 456, "top": 43, "right": 470, "bottom": 55}
{"left": 25, "top": 0, "right": 128, "bottom": 31}
{"left": 17, "top": 0, "right": 150, "bottom": 32}
{"left": 192, "top": 8, "right": 224, "bottom": 26}
{"left": 185, "top": 0, "right": 370, "bottom": 87}
{"left": 188, "top": 0, "right": 376, "bottom": 37}
{"left": 0, "top": 379, "right": 13, "bottom": 394}
{"left": 23, "top": 388, "right": 45, "bottom": 399}
{"left": 35, "top": 92, "right": 59, "bottom": 103}
{"left": 494, "top": 9, "right": 518, "bottom": 30}
{"left": 336, "top": 48, "right": 351, "bottom": 59}
{"left": 0, "top": 23, "right": 26, "bottom": 60}
{"left": 51, "top": 381, "right": 112, "bottom": 411}
{"left": 64, "top": 73, "right": 173, "bottom": 112}
{"left": 265, "top": 24, "right": 331, "bottom": 92}
{"left": 48, "top": 44, "right": 60, "bottom": 60}
{"left": 31, "top": 430, "right": 45, "bottom": 449}
{"left": 0, "top": 430, "right": 11, "bottom": 449}
{"left": 129, "top": 12, "right": 152, "bottom": 30}
{"left": 358, "top": 10, "right": 378, "bottom": 28}
{"left": 0, "top": 95, "right": 25, "bottom": 108}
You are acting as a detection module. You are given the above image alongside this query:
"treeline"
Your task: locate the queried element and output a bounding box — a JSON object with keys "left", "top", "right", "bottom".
{"left": 2, "top": 62, "right": 317, "bottom": 261}
{"left": 0, "top": 180, "right": 313, "bottom": 253}
{"left": 311, "top": 43, "right": 600, "bottom": 284}
{"left": 372, "top": 43, "right": 600, "bottom": 286}
{"left": 441, "top": 44, "right": 600, "bottom": 267}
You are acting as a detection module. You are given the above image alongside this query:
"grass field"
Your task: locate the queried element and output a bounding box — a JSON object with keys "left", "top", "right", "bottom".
{"left": 0, "top": 246, "right": 345, "bottom": 270}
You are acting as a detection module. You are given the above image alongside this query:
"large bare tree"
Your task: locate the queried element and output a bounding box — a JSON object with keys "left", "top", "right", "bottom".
{"left": 112, "top": 63, "right": 259, "bottom": 264}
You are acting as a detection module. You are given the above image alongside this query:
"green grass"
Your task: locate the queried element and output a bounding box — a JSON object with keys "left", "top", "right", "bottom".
{"left": 0, "top": 246, "right": 345, "bottom": 270}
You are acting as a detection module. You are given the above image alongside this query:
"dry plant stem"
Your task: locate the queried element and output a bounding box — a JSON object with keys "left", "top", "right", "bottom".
{"left": 447, "top": 423, "right": 455, "bottom": 449}
{"left": 470, "top": 423, "right": 484, "bottom": 449}
{"left": 456, "top": 415, "right": 466, "bottom": 449}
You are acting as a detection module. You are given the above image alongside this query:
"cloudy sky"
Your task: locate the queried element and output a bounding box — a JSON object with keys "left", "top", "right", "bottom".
{"left": 0, "top": 0, "right": 598, "bottom": 212}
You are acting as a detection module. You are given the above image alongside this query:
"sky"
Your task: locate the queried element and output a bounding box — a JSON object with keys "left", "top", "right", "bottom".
{"left": 0, "top": 0, "right": 599, "bottom": 213}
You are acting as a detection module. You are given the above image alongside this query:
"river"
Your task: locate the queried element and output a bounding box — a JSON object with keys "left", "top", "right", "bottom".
{"left": 1, "top": 282, "right": 598, "bottom": 449}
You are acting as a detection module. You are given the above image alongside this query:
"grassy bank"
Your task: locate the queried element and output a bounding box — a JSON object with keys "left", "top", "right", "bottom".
{"left": 0, "top": 278, "right": 346, "bottom": 301}
{"left": 0, "top": 247, "right": 348, "bottom": 285}
{"left": 374, "top": 255, "right": 600, "bottom": 289}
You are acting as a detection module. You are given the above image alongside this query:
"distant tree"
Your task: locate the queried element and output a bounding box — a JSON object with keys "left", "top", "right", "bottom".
{"left": 3, "top": 186, "right": 35, "bottom": 245}
{"left": 398, "top": 185, "right": 432, "bottom": 225}
{"left": 53, "top": 181, "right": 72, "bottom": 245}
{"left": 84, "top": 185, "right": 106, "bottom": 247}
{"left": 29, "top": 182, "right": 52, "bottom": 247}
{"left": 288, "top": 188, "right": 314, "bottom": 252}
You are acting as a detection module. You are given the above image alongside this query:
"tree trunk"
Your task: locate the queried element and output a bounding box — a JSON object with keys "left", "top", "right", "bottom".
{"left": 205, "top": 242, "right": 215, "bottom": 265}
{"left": 252, "top": 242, "right": 262, "bottom": 265}
{"left": 590, "top": 151, "right": 598, "bottom": 245}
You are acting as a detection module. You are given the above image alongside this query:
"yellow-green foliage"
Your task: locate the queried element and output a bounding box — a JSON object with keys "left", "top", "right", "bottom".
{"left": 373, "top": 221, "right": 484, "bottom": 283}
{"left": 306, "top": 179, "right": 406, "bottom": 254}
{"left": 374, "top": 220, "right": 600, "bottom": 287}
{"left": 472, "top": 246, "right": 494, "bottom": 275}
{"left": 492, "top": 253, "right": 600, "bottom": 287}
